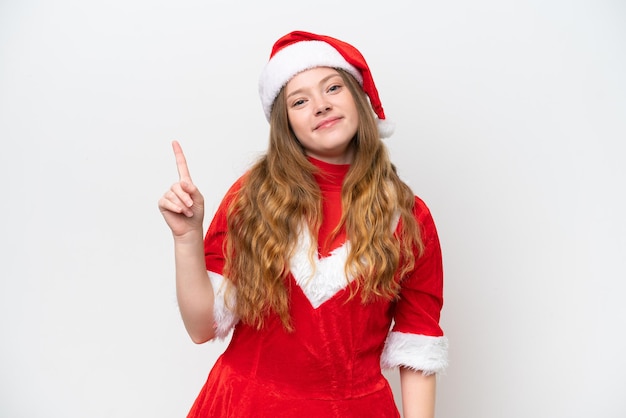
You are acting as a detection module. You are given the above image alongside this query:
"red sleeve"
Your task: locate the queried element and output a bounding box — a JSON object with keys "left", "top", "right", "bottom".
{"left": 203, "top": 176, "right": 245, "bottom": 274}
{"left": 392, "top": 196, "right": 444, "bottom": 337}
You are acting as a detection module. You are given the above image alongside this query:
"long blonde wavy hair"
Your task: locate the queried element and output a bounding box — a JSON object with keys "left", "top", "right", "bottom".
{"left": 224, "top": 68, "right": 423, "bottom": 330}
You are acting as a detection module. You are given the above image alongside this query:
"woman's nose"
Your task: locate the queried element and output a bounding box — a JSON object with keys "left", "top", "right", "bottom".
{"left": 314, "top": 99, "right": 332, "bottom": 115}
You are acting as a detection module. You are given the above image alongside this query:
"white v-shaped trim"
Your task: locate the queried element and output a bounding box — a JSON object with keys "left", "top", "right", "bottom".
{"left": 289, "top": 228, "right": 354, "bottom": 308}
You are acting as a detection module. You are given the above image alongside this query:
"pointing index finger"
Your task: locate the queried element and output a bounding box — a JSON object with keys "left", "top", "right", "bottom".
{"left": 172, "top": 140, "right": 192, "bottom": 182}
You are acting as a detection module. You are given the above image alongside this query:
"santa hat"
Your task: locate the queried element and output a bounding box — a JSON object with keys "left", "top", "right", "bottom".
{"left": 258, "top": 31, "right": 395, "bottom": 138}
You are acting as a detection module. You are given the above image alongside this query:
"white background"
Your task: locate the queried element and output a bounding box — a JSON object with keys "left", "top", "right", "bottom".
{"left": 1, "top": 0, "right": 625, "bottom": 417}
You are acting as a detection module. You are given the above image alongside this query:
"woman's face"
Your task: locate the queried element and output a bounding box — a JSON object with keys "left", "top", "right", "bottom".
{"left": 285, "top": 67, "right": 359, "bottom": 164}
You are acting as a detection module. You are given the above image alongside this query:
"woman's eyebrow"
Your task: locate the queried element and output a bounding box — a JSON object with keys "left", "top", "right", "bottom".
{"left": 286, "top": 74, "right": 341, "bottom": 99}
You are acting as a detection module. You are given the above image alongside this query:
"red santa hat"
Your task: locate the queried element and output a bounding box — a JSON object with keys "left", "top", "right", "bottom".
{"left": 258, "top": 31, "right": 395, "bottom": 138}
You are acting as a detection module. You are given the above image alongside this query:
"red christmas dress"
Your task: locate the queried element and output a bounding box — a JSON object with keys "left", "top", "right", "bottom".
{"left": 187, "top": 158, "right": 447, "bottom": 417}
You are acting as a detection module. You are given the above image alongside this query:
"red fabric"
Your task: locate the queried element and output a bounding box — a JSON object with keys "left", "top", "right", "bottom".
{"left": 188, "top": 279, "right": 399, "bottom": 417}
{"left": 392, "top": 196, "right": 445, "bottom": 337}
{"left": 195, "top": 158, "right": 443, "bottom": 417}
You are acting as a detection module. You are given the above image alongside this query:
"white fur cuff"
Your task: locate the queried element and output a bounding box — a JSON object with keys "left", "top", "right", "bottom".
{"left": 381, "top": 331, "right": 449, "bottom": 375}
{"left": 208, "top": 271, "right": 239, "bottom": 340}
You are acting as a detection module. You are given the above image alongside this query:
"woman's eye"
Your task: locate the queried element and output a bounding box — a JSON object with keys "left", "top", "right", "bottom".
{"left": 328, "top": 84, "right": 341, "bottom": 93}
{"left": 292, "top": 99, "right": 306, "bottom": 107}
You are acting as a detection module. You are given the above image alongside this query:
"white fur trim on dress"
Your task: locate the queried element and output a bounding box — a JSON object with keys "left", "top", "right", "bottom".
{"left": 289, "top": 227, "right": 355, "bottom": 308}
{"left": 381, "top": 331, "right": 449, "bottom": 376}
{"left": 208, "top": 271, "right": 239, "bottom": 340}
{"left": 259, "top": 40, "right": 362, "bottom": 121}
{"left": 289, "top": 215, "right": 401, "bottom": 308}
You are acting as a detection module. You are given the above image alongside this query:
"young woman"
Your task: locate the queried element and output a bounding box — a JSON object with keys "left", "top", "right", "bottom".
{"left": 159, "top": 31, "right": 448, "bottom": 418}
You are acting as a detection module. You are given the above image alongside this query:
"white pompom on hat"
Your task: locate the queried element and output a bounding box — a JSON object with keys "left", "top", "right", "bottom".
{"left": 258, "top": 31, "right": 395, "bottom": 138}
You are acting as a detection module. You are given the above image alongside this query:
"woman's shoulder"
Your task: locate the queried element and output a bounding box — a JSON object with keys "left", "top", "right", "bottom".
{"left": 225, "top": 173, "right": 247, "bottom": 195}
{"left": 412, "top": 194, "right": 434, "bottom": 220}
{"left": 409, "top": 194, "right": 441, "bottom": 246}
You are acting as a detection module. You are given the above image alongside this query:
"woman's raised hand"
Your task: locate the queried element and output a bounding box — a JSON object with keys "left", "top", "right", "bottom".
{"left": 158, "top": 141, "right": 205, "bottom": 238}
